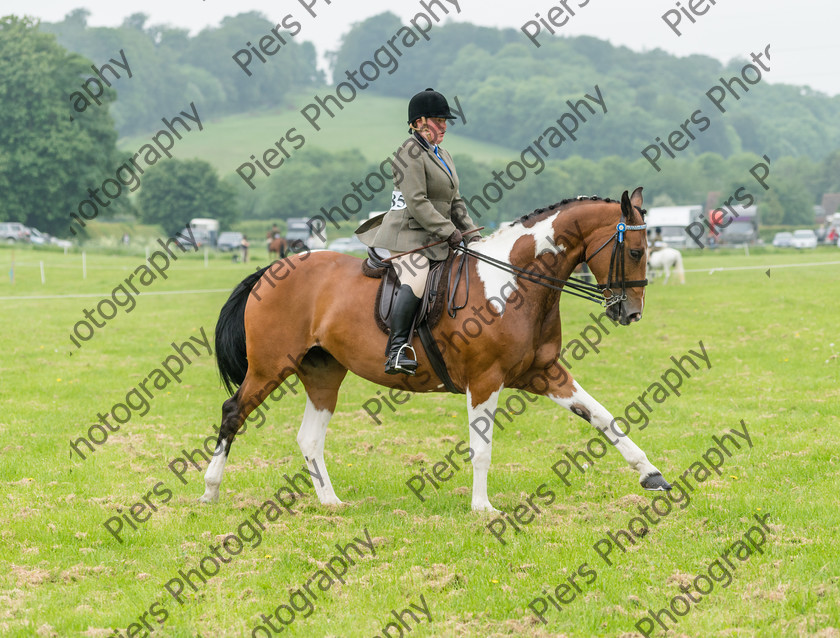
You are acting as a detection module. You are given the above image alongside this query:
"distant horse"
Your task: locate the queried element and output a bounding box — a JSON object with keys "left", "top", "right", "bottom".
{"left": 268, "top": 236, "right": 288, "bottom": 259}
{"left": 648, "top": 247, "right": 685, "bottom": 284}
{"left": 202, "top": 188, "right": 672, "bottom": 510}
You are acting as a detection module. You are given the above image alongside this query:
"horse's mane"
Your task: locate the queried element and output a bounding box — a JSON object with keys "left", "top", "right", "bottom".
{"left": 509, "top": 195, "right": 646, "bottom": 227}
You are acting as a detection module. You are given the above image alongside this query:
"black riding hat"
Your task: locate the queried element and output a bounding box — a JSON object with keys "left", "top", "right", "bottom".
{"left": 408, "top": 88, "right": 455, "bottom": 124}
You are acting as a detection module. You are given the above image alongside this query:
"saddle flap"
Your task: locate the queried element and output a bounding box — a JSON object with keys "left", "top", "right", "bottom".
{"left": 370, "top": 251, "right": 456, "bottom": 334}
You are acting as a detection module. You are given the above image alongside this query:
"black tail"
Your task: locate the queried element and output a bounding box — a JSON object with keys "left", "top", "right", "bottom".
{"left": 216, "top": 266, "right": 271, "bottom": 395}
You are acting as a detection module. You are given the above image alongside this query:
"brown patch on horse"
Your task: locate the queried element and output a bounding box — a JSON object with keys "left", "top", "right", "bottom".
{"left": 570, "top": 404, "right": 591, "bottom": 422}
{"left": 514, "top": 196, "right": 616, "bottom": 229}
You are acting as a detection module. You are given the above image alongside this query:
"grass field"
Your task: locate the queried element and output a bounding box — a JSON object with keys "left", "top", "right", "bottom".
{"left": 1, "top": 242, "right": 838, "bottom": 637}
{"left": 117, "top": 93, "right": 516, "bottom": 177}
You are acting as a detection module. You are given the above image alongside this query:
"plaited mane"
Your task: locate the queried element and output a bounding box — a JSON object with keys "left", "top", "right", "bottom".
{"left": 510, "top": 196, "right": 616, "bottom": 226}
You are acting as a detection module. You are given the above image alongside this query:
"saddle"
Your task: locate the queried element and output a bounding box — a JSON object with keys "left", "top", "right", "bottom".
{"left": 362, "top": 248, "right": 468, "bottom": 393}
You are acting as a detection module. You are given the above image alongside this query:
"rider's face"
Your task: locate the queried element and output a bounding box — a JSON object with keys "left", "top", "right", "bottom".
{"left": 415, "top": 117, "right": 447, "bottom": 145}
{"left": 424, "top": 117, "right": 447, "bottom": 144}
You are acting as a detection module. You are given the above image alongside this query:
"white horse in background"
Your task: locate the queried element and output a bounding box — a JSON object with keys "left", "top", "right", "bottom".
{"left": 648, "top": 246, "right": 685, "bottom": 284}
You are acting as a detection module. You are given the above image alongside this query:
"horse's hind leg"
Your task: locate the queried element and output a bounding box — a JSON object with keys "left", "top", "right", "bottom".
{"left": 294, "top": 348, "right": 348, "bottom": 505}
{"left": 201, "top": 372, "right": 276, "bottom": 503}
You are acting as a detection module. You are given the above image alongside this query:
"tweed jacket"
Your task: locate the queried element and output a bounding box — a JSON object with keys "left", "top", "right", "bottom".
{"left": 357, "top": 134, "right": 479, "bottom": 261}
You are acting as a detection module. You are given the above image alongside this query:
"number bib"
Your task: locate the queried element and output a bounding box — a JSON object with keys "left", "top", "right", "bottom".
{"left": 391, "top": 190, "right": 407, "bottom": 210}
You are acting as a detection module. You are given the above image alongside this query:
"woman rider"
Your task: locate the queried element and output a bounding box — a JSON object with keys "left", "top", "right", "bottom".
{"left": 357, "top": 88, "right": 481, "bottom": 375}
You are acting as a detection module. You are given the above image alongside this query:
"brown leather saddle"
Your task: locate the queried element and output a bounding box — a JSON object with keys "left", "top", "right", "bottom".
{"left": 362, "top": 248, "right": 468, "bottom": 393}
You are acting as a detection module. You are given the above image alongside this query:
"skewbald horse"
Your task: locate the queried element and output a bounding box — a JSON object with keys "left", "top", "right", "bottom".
{"left": 203, "top": 188, "right": 672, "bottom": 511}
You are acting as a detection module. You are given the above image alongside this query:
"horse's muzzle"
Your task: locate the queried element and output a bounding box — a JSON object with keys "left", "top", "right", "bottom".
{"left": 608, "top": 302, "right": 642, "bottom": 325}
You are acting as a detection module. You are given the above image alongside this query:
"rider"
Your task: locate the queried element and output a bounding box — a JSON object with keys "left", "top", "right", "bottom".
{"left": 650, "top": 226, "right": 665, "bottom": 252}
{"left": 357, "top": 88, "right": 481, "bottom": 375}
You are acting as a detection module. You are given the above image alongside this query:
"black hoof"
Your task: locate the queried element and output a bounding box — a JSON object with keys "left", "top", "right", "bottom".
{"left": 641, "top": 472, "right": 672, "bottom": 491}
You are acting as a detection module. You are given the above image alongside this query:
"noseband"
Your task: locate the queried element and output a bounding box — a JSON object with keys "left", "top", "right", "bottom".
{"left": 584, "top": 207, "right": 648, "bottom": 307}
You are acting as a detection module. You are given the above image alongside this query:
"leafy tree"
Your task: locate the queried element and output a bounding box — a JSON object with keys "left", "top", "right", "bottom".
{"left": 759, "top": 191, "right": 784, "bottom": 225}
{"left": 0, "top": 15, "right": 125, "bottom": 234}
{"left": 42, "top": 11, "right": 322, "bottom": 136}
{"left": 775, "top": 179, "right": 814, "bottom": 225}
{"left": 138, "top": 159, "right": 238, "bottom": 235}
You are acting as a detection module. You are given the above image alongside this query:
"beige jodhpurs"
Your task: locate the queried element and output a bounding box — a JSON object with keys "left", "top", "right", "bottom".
{"left": 391, "top": 253, "right": 430, "bottom": 297}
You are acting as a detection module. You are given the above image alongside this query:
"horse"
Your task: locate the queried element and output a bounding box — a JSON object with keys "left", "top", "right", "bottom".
{"left": 268, "top": 236, "right": 288, "bottom": 259}
{"left": 648, "top": 246, "right": 685, "bottom": 284}
{"left": 202, "top": 188, "right": 673, "bottom": 511}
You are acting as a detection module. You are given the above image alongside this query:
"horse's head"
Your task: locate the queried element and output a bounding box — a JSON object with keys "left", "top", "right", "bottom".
{"left": 583, "top": 187, "right": 648, "bottom": 326}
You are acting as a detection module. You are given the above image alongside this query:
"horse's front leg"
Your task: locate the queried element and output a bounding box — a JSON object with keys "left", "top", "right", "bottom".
{"left": 466, "top": 381, "right": 504, "bottom": 512}
{"left": 520, "top": 364, "right": 672, "bottom": 491}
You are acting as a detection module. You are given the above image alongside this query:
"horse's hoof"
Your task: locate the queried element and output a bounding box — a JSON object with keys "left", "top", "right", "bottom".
{"left": 472, "top": 502, "right": 500, "bottom": 513}
{"left": 640, "top": 472, "right": 672, "bottom": 491}
{"left": 199, "top": 491, "right": 219, "bottom": 504}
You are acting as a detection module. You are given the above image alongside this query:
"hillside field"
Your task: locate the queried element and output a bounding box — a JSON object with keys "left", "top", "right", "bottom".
{"left": 0, "top": 243, "right": 838, "bottom": 637}
{"left": 117, "top": 93, "right": 516, "bottom": 178}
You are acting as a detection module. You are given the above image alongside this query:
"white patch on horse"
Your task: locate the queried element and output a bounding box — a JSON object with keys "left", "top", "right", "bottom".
{"left": 472, "top": 215, "right": 563, "bottom": 315}
{"left": 296, "top": 394, "right": 342, "bottom": 505}
{"left": 548, "top": 380, "right": 661, "bottom": 481}
{"left": 200, "top": 439, "right": 227, "bottom": 503}
{"left": 466, "top": 386, "right": 503, "bottom": 511}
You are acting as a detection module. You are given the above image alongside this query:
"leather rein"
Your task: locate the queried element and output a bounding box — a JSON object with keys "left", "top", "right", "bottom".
{"left": 455, "top": 208, "right": 648, "bottom": 308}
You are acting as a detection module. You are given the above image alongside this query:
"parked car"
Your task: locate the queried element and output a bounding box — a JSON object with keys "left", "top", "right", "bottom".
{"left": 28, "top": 227, "right": 50, "bottom": 245}
{"left": 328, "top": 236, "right": 367, "bottom": 253}
{"left": 791, "top": 229, "right": 817, "bottom": 249}
{"left": 0, "top": 222, "right": 30, "bottom": 243}
{"left": 217, "top": 231, "right": 244, "bottom": 252}
{"left": 772, "top": 232, "right": 793, "bottom": 247}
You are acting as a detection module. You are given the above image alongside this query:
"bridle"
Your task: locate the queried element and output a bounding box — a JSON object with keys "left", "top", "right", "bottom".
{"left": 456, "top": 205, "right": 648, "bottom": 308}
{"left": 583, "top": 205, "right": 648, "bottom": 307}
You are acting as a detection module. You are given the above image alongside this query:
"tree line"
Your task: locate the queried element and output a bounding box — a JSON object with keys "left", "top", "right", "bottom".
{"left": 42, "top": 9, "right": 840, "bottom": 162}
{"left": 2, "top": 11, "right": 838, "bottom": 236}
{"left": 226, "top": 146, "right": 836, "bottom": 228}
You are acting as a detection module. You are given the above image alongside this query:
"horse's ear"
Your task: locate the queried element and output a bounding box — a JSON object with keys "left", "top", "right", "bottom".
{"left": 630, "top": 186, "right": 644, "bottom": 209}
{"left": 620, "top": 190, "right": 632, "bottom": 218}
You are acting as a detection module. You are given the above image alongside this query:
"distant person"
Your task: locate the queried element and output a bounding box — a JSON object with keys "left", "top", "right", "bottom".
{"left": 122, "top": 232, "right": 130, "bottom": 246}
{"left": 650, "top": 226, "right": 665, "bottom": 252}
{"left": 356, "top": 88, "right": 480, "bottom": 375}
{"left": 241, "top": 235, "right": 250, "bottom": 263}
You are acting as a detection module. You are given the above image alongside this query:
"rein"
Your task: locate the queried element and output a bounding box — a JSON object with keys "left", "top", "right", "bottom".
{"left": 456, "top": 208, "right": 648, "bottom": 308}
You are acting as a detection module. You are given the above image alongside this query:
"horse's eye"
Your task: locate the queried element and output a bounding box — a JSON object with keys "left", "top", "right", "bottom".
{"left": 630, "top": 249, "right": 643, "bottom": 261}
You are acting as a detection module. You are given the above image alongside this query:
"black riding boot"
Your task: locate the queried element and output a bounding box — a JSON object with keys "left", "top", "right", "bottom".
{"left": 384, "top": 284, "right": 420, "bottom": 375}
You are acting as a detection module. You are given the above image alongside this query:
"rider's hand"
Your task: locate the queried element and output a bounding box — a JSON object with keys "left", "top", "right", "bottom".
{"left": 447, "top": 229, "right": 463, "bottom": 248}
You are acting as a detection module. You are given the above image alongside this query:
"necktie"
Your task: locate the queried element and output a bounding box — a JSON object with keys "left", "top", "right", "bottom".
{"left": 434, "top": 146, "right": 452, "bottom": 176}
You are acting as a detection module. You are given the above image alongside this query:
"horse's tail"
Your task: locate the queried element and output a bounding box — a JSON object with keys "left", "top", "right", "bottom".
{"left": 674, "top": 250, "right": 686, "bottom": 284}
{"left": 215, "top": 266, "right": 270, "bottom": 395}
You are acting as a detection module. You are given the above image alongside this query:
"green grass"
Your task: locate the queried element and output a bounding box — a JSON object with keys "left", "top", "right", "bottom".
{"left": 117, "top": 93, "right": 516, "bottom": 177}
{"left": 1, "top": 244, "right": 838, "bottom": 636}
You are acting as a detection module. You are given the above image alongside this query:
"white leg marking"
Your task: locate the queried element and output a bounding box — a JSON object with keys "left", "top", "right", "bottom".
{"left": 549, "top": 381, "right": 660, "bottom": 482}
{"left": 296, "top": 394, "right": 342, "bottom": 505}
{"left": 200, "top": 440, "right": 227, "bottom": 503}
{"left": 467, "top": 386, "right": 502, "bottom": 512}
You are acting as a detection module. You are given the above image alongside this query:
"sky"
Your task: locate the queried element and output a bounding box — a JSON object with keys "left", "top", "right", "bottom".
{"left": 16, "top": 0, "right": 840, "bottom": 96}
